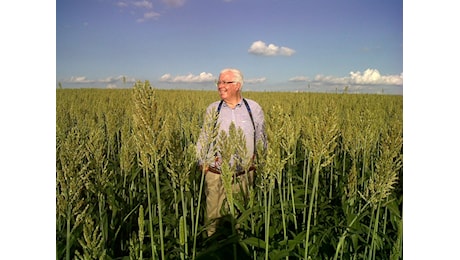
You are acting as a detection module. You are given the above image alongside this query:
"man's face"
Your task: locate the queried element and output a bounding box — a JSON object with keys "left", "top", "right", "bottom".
{"left": 217, "top": 71, "right": 240, "bottom": 101}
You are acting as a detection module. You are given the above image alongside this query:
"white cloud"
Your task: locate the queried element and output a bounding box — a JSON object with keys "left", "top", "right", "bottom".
{"left": 279, "top": 47, "right": 295, "bottom": 56}
{"left": 137, "top": 11, "right": 161, "bottom": 22}
{"left": 292, "top": 69, "right": 402, "bottom": 86}
{"left": 162, "top": 0, "right": 186, "bottom": 7}
{"left": 66, "top": 76, "right": 94, "bottom": 83}
{"left": 245, "top": 77, "right": 267, "bottom": 84}
{"left": 116, "top": 0, "right": 160, "bottom": 22}
{"left": 248, "top": 40, "right": 296, "bottom": 56}
{"left": 133, "top": 0, "right": 153, "bottom": 9}
{"left": 289, "top": 76, "right": 309, "bottom": 82}
{"left": 116, "top": 1, "right": 129, "bottom": 8}
{"left": 349, "top": 69, "right": 403, "bottom": 85}
{"left": 314, "top": 74, "right": 349, "bottom": 85}
{"left": 64, "top": 75, "right": 136, "bottom": 84}
{"left": 160, "top": 72, "right": 214, "bottom": 83}
{"left": 159, "top": 74, "right": 172, "bottom": 81}
{"left": 117, "top": 0, "right": 153, "bottom": 9}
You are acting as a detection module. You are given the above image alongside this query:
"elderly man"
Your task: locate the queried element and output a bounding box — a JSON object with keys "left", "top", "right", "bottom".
{"left": 197, "top": 68, "right": 267, "bottom": 236}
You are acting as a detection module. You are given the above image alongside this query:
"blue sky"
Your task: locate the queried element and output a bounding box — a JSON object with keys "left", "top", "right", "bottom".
{"left": 57, "top": 0, "right": 403, "bottom": 94}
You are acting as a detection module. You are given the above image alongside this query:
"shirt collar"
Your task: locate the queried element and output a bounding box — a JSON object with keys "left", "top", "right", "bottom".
{"left": 222, "top": 97, "right": 244, "bottom": 108}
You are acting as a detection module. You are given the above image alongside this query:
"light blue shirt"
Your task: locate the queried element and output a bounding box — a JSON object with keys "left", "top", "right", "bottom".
{"left": 197, "top": 97, "right": 267, "bottom": 170}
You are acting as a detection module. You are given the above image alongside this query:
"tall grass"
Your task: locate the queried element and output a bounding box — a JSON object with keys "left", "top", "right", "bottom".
{"left": 56, "top": 87, "right": 403, "bottom": 259}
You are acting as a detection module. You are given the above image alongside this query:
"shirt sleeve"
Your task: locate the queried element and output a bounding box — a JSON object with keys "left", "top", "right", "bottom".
{"left": 196, "top": 102, "right": 220, "bottom": 166}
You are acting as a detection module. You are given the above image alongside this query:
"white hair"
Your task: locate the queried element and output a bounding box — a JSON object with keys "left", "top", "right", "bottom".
{"left": 220, "top": 68, "right": 244, "bottom": 87}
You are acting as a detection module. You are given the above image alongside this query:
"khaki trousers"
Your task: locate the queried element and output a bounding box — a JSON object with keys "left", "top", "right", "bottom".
{"left": 205, "top": 170, "right": 254, "bottom": 236}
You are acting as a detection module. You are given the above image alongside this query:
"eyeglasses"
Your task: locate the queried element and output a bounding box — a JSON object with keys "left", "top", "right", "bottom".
{"left": 215, "top": 80, "right": 237, "bottom": 86}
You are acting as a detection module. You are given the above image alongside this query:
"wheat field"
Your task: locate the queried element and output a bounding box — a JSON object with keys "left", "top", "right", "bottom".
{"left": 56, "top": 81, "right": 402, "bottom": 259}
